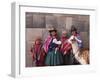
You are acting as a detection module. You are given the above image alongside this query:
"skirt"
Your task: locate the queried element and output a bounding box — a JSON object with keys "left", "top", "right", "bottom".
{"left": 45, "top": 50, "right": 63, "bottom": 66}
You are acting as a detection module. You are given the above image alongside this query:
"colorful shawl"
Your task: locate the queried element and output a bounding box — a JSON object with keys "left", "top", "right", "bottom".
{"left": 31, "top": 42, "right": 45, "bottom": 66}
{"left": 43, "top": 35, "right": 52, "bottom": 53}
{"left": 60, "top": 36, "right": 72, "bottom": 54}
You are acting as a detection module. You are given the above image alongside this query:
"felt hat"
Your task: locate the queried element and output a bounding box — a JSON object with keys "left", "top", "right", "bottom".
{"left": 71, "top": 25, "right": 77, "bottom": 32}
{"left": 47, "top": 26, "right": 57, "bottom": 33}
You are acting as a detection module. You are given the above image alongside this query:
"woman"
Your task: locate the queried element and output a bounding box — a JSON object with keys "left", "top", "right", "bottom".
{"left": 44, "top": 27, "right": 63, "bottom": 66}
{"left": 60, "top": 30, "right": 72, "bottom": 65}
{"left": 69, "top": 26, "right": 83, "bottom": 49}
{"left": 68, "top": 26, "right": 83, "bottom": 64}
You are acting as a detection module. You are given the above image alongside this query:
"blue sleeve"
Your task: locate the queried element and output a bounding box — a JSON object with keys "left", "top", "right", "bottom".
{"left": 77, "top": 35, "right": 83, "bottom": 48}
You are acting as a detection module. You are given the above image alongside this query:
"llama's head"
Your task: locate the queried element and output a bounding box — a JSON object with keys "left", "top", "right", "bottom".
{"left": 70, "top": 36, "right": 76, "bottom": 43}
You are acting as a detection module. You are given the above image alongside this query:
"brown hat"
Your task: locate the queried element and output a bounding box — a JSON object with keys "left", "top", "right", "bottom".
{"left": 47, "top": 27, "right": 57, "bottom": 33}
{"left": 71, "top": 25, "right": 77, "bottom": 33}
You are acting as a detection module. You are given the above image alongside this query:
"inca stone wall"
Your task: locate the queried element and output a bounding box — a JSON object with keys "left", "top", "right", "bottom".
{"left": 25, "top": 13, "right": 89, "bottom": 67}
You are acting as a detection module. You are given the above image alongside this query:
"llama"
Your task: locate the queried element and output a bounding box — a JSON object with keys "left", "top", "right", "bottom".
{"left": 68, "top": 36, "right": 89, "bottom": 64}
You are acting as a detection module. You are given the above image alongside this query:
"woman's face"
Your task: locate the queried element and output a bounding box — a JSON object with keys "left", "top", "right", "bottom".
{"left": 72, "top": 31, "right": 76, "bottom": 36}
{"left": 62, "top": 31, "right": 67, "bottom": 37}
{"left": 51, "top": 31, "right": 57, "bottom": 36}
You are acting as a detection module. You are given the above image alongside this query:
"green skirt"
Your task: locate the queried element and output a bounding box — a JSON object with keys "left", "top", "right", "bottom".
{"left": 45, "top": 50, "right": 63, "bottom": 66}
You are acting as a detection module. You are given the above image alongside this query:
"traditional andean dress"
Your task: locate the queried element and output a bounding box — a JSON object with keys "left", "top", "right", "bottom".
{"left": 45, "top": 38, "right": 63, "bottom": 66}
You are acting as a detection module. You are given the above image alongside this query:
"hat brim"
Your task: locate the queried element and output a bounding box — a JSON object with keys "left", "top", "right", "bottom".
{"left": 49, "top": 30, "right": 57, "bottom": 33}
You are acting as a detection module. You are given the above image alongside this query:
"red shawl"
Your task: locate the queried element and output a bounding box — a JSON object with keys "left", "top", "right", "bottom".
{"left": 60, "top": 37, "right": 72, "bottom": 54}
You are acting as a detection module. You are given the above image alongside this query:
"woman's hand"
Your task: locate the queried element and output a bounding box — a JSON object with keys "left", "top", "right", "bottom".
{"left": 64, "top": 51, "right": 67, "bottom": 55}
{"left": 55, "top": 48, "right": 59, "bottom": 54}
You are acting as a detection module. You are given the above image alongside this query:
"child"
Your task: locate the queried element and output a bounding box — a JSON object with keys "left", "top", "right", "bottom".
{"left": 60, "top": 30, "right": 72, "bottom": 65}
{"left": 30, "top": 37, "right": 45, "bottom": 66}
{"left": 44, "top": 27, "right": 63, "bottom": 66}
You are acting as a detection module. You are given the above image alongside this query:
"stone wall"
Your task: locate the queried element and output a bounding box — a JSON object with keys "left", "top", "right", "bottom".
{"left": 25, "top": 13, "right": 89, "bottom": 67}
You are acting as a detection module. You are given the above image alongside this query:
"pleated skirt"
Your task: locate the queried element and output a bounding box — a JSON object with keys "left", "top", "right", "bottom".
{"left": 45, "top": 50, "right": 63, "bottom": 66}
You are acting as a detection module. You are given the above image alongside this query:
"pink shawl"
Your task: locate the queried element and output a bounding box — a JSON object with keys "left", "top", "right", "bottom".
{"left": 43, "top": 36, "right": 52, "bottom": 53}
